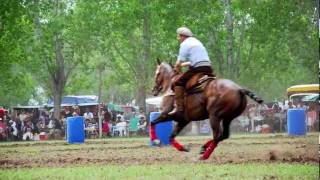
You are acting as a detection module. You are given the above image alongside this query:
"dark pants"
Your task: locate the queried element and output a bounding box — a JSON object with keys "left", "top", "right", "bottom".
{"left": 174, "top": 66, "right": 214, "bottom": 87}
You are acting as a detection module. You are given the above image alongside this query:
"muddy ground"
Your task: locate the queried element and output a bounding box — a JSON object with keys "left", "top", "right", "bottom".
{"left": 0, "top": 134, "right": 318, "bottom": 168}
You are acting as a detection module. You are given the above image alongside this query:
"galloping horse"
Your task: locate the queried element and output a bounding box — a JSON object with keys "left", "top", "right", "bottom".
{"left": 150, "top": 60, "right": 263, "bottom": 160}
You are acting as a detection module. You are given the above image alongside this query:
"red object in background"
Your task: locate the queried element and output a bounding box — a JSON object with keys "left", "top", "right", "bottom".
{"left": 261, "top": 127, "right": 271, "bottom": 134}
{"left": 39, "top": 134, "right": 48, "bottom": 140}
{"left": 0, "top": 121, "right": 6, "bottom": 130}
{"left": 102, "top": 122, "right": 109, "bottom": 135}
{"left": 0, "top": 108, "right": 4, "bottom": 119}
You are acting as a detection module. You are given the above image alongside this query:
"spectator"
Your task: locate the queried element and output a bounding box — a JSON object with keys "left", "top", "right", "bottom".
{"left": 83, "top": 108, "right": 94, "bottom": 122}
{"left": 64, "top": 107, "right": 73, "bottom": 118}
{"left": 236, "top": 112, "right": 250, "bottom": 132}
{"left": 114, "top": 115, "right": 127, "bottom": 136}
{"left": 137, "top": 115, "right": 147, "bottom": 135}
{"left": 19, "top": 110, "right": 27, "bottom": 127}
{"left": 84, "top": 119, "right": 90, "bottom": 137}
{"left": 48, "top": 118, "right": 54, "bottom": 129}
{"left": 72, "top": 106, "right": 80, "bottom": 117}
{"left": 15, "top": 117, "right": 23, "bottom": 140}
{"left": 37, "top": 120, "right": 45, "bottom": 132}
{"left": 248, "top": 104, "right": 256, "bottom": 132}
{"left": 272, "top": 102, "right": 282, "bottom": 132}
{"left": 104, "top": 108, "right": 112, "bottom": 123}
{"left": 0, "top": 117, "right": 7, "bottom": 140}
{"left": 296, "top": 102, "right": 308, "bottom": 110}
{"left": 0, "top": 107, "right": 5, "bottom": 122}
{"left": 4, "top": 110, "right": 11, "bottom": 125}
{"left": 307, "top": 106, "right": 317, "bottom": 131}
{"left": 22, "top": 121, "right": 33, "bottom": 141}
{"left": 9, "top": 120, "right": 18, "bottom": 140}
{"left": 102, "top": 119, "right": 110, "bottom": 137}
{"left": 287, "top": 101, "right": 296, "bottom": 109}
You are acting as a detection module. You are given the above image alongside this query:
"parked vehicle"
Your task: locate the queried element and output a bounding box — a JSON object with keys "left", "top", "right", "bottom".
{"left": 287, "top": 84, "right": 319, "bottom": 103}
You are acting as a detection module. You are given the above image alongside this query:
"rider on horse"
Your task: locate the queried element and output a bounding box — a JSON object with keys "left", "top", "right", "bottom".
{"left": 150, "top": 29, "right": 263, "bottom": 159}
{"left": 169, "top": 27, "right": 214, "bottom": 117}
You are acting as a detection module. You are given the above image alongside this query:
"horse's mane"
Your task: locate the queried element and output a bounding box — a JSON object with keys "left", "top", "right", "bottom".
{"left": 161, "top": 62, "right": 173, "bottom": 74}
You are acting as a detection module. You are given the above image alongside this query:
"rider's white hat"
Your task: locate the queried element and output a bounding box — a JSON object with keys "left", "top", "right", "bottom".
{"left": 176, "top": 27, "right": 193, "bottom": 37}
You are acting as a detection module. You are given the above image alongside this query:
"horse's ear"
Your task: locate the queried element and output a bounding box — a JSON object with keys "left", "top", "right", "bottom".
{"left": 156, "top": 58, "right": 161, "bottom": 65}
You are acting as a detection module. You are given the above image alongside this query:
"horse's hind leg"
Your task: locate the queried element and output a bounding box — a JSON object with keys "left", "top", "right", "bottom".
{"left": 200, "top": 115, "right": 221, "bottom": 160}
{"left": 214, "top": 96, "right": 246, "bottom": 144}
{"left": 170, "top": 120, "right": 190, "bottom": 152}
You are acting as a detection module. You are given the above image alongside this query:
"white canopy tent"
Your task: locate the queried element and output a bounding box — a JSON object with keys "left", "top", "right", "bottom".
{"left": 146, "top": 96, "right": 163, "bottom": 107}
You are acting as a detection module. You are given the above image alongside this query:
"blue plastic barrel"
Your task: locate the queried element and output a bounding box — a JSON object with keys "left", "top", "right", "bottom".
{"left": 149, "top": 112, "right": 173, "bottom": 145}
{"left": 67, "top": 116, "right": 85, "bottom": 144}
{"left": 287, "top": 109, "right": 306, "bottom": 136}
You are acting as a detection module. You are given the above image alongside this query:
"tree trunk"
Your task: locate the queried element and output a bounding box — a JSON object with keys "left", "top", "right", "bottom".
{"left": 33, "top": 0, "right": 41, "bottom": 39}
{"left": 97, "top": 65, "right": 104, "bottom": 138}
{"left": 97, "top": 66, "right": 104, "bottom": 103}
{"left": 52, "top": 0, "right": 65, "bottom": 124}
{"left": 224, "top": 0, "right": 234, "bottom": 77}
{"left": 234, "top": 16, "right": 245, "bottom": 77}
{"left": 137, "top": 83, "right": 147, "bottom": 113}
{"left": 246, "top": 39, "right": 255, "bottom": 68}
{"left": 137, "top": 0, "right": 151, "bottom": 113}
{"left": 208, "top": 30, "right": 225, "bottom": 75}
{"left": 53, "top": 81, "right": 63, "bottom": 122}
{"left": 52, "top": 33, "right": 66, "bottom": 124}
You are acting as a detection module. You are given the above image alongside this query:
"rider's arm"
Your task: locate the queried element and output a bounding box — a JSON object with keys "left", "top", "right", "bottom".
{"left": 174, "top": 60, "right": 183, "bottom": 73}
{"left": 175, "top": 59, "right": 191, "bottom": 66}
{"left": 175, "top": 43, "right": 190, "bottom": 72}
{"left": 181, "top": 62, "right": 191, "bottom": 67}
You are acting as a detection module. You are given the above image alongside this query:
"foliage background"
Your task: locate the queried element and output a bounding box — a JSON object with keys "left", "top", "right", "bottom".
{"left": 0, "top": 0, "right": 318, "bottom": 108}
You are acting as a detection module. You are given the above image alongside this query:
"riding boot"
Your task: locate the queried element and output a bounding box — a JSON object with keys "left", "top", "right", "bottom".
{"left": 168, "top": 86, "right": 185, "bottom": 117}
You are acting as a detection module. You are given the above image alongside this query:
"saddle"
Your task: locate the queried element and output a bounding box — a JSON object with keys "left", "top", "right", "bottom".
{"left": 185, "top": 73, "right": 216, "bottom": 94}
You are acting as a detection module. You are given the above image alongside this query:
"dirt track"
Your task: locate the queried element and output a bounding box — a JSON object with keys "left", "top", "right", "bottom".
{"left": 0, "top": 134, "right": 318, "bottom": 168}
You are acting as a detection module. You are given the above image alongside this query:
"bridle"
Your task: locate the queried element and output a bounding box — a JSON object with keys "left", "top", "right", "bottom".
{"left": 152, "top": 62, "right": 178, "bottom": 96}
{"left": 152, "top": 66, "right": 164, "bottom": 96}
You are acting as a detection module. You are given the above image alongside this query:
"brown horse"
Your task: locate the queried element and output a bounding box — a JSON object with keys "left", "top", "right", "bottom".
{"left": 150, "top": 60, "right": 263, "bottom": 160}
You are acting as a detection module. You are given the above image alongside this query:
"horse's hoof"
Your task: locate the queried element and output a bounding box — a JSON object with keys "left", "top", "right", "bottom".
{"left": 181, "top": 146, "right": 190, "bottom": 152}
{"left": 199, "top": 154, "right": 211, "bottom": 160}
{"left": 199, "top": 156, "right": 207, "bottom": 161}
{"left": 151, "top": 139, "right": 161, "bottom": 147}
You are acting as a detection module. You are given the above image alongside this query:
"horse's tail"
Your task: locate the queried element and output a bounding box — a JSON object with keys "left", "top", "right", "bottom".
{"left": 240, "top": 89, "right": 263, "bottom": 104}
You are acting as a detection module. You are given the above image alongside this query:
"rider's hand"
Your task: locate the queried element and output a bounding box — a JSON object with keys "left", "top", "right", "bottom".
{"left": 174, "top": 63, "right": 181, "bottom": 73}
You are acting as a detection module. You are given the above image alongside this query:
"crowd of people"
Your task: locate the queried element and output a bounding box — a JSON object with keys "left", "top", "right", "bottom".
{"left": 0, "top": 106, "right": 64, "bottom": 141}
{"left": 105, "top": 110, "right": 147, "bottom": 137}
{"left": 231, "top": 100, "right": 319, "bottom": 133}
{"left": 0, "top": 99, "right": 318, "bottom": 141}
{"left": 0, "top": 105, "right": 148, "bottom": 141}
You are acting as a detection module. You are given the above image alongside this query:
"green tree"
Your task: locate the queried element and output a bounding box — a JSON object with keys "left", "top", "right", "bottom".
{"left": 27, "top": 0, "right": 87, "bottom": 121}
{"left": 0, "top": 0, "right": 35, "bottom": 107}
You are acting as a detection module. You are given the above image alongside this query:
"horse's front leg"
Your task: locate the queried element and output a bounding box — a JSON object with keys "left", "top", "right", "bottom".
{"left": 170, "top": 120, "right": 190, "bottom": 152}
{"left": 149, "top": 112, "right": 171, "bottom": 141}
{"left": 150, "top": 95, "right": 174, "bottom": 142}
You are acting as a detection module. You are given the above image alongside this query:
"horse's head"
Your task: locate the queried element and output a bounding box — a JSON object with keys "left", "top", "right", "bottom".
{"left": 152, "top": 59, "right": 173, "bottom": 96}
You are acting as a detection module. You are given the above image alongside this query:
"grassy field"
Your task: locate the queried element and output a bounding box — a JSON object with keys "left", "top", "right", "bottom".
{"left": 1, "top": 163, "right": 317, "bottom": 180}
{"left": 0, "top": 133, "right": 318, "bottom": 180}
